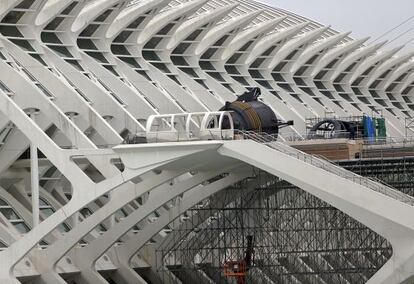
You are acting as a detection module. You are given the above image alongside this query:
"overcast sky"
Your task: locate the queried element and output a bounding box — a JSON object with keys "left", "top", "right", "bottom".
{"left": 260, "top": 0, "right": 414, "bottom": 53}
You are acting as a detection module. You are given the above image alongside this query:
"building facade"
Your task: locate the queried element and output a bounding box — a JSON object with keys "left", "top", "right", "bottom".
{"left": 0, "top": 0, "right": 413, "bottom": 283}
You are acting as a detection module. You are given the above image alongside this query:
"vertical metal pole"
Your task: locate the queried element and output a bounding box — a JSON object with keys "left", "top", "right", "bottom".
{"left": 30, "top": 110, "right": 39, "bottom": 227}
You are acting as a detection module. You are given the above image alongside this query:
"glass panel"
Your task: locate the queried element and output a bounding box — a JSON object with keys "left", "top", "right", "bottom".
{"left": 79, "top": 24, "right": 100, "bottom": 37}
{"left": 113, "top": 31, "right": 133, "bottom": 43}
{"left": 44, "top": 17, "right": 64, "bottom": 31}
{"left": 13, "top": 222, "right": 29, "bottom": 234}
{"left": 80, "top": 208, "right": 92, "bottom": 217}
{"left": 1, "top": 208, "right": 20, "bottom": 220}
{"left": 127, "top": 16, "right": 145, "bottom": 29}
{"left": 9, "top": 39, "right": 35, "bottom": 52}
{"left": 61, "top": 2, "right": 78, "bottom": 15}
{"left": 39, "top": 198, "right": 48, "bottom": 206}
{"left": 16, "top": 0, "right": 35, "bottom": 9}
{"left": 115, "top": 209, "right": 127, "bottom": 219}
{"left": 77, "top": 38, "right": 98, "bottom": 50}
{"left": 41, "top": 32, "right": 62, "bottom": 44}
{"left": 57, "top": 223, "right": 70, "bottom": 233}
{"left": 0, "top": 26, "right": 24, "bottom": 37}
{"left": 41, "top": 208, "right": 54, "bottom": 217}
{"left": 85, "top": 51, "right": 108, "bottom": 63}
{"left": 48, "top": 45, "right": 73, "bottom": 58}
{"left": 1, "top": 11, "right": 25, "bottom": 24}
{"left": 94, "top": 9, "right": 112, "bottom": 22}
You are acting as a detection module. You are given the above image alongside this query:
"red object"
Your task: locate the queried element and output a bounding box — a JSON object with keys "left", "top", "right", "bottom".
{"left": 223, "top": 236, "right": 254, "bottom": 284}
{"left": 223, "top": 260, "right": 247, "bottom": 284}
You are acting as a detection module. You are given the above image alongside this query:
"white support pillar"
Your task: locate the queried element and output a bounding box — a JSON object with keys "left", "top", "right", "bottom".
{"left": 65, "top": 111, "right": 81, "bottom": 227}
{"left": 103, "top": 115, "right": 116, "bottom": 228}
{"left": 29, "top": 109, "right": 39, "bottom": 227}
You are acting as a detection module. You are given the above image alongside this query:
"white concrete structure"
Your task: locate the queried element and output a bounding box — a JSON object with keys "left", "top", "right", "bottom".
{"left": 0, "top": 0, "right": 412, "bottom": 283}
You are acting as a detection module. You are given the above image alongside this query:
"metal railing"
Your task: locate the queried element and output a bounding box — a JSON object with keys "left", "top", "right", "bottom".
{"left": 237, "top": 130, "right": 414, "bottom": 206}
{"left": 281, "top": 130, "right": 352, "bottom": 142}
{"left": 280, "top": 130, "right": 414, "bottom": 145}
{"left": 235, "top": 130, "right": 278, "bottom": 143}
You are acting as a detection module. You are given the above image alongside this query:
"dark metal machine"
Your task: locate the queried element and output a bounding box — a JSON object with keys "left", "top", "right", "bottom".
{"left": 220, "top": 87, "right": 293, "bottom": 135}
{"left": 307, "top": 119, "right": 359, "bottom": 139}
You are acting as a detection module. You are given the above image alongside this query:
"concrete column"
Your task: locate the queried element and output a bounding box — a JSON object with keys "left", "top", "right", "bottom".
{"left": 65, "top": 111, "right": 80, "bottom": 227}
{"left": 28, "top": 108, "right": 40, "bottom": 227}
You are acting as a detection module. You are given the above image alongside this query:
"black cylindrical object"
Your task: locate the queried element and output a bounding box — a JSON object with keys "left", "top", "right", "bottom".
{"left": 220, "top": 88, "right": 279, "bottom": 134}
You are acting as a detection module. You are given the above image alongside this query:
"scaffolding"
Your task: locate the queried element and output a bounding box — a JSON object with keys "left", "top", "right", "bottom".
{"left": 305, "top": 115, "right": 365, "bottom": 139}
{"left": 149, "top": 154, "right": 414, "bottom": 284}
{"left": 405, "top": 117, "right": 414, "bottom": 137}
{"left": 303, "top": 115, "right": 388, "bottom": 141}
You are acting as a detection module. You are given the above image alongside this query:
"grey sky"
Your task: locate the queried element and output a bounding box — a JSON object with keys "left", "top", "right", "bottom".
{"left": 260, "top": 0, "right": 414, "bottom": 53}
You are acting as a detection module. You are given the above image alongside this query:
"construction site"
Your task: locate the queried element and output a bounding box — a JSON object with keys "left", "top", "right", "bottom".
{"left": 148, "top": 133, "right": 414, "bottom": 284}
{"left": 1, "top": 1, "right": 414, "bottom": 283}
